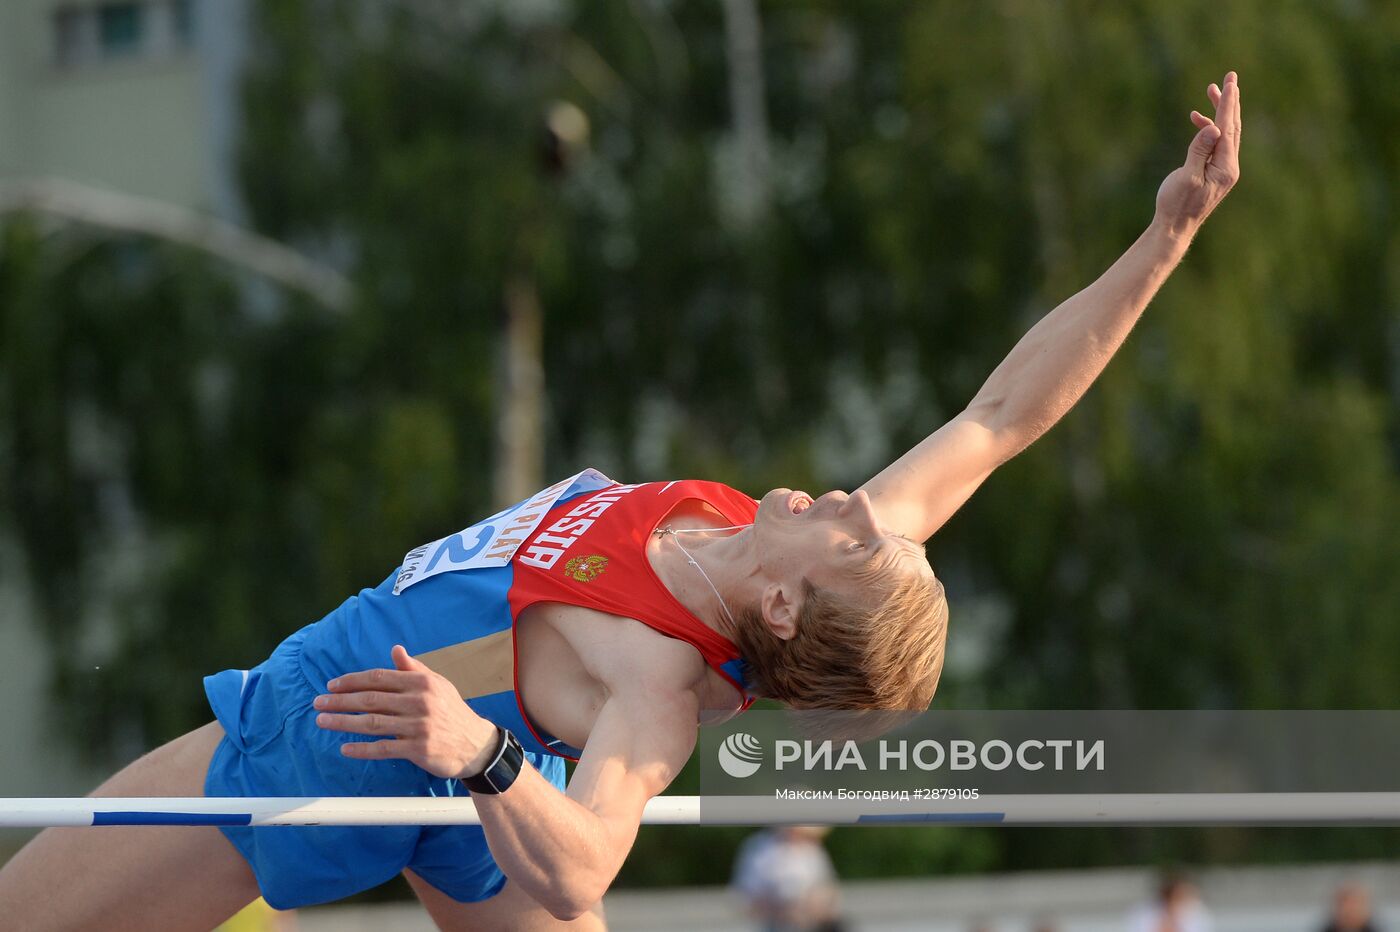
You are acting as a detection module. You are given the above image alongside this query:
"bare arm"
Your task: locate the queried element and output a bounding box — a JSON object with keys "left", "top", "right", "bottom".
{"left": 471, "top": 684, "right": 698, "bottom": 918}
{"left": 863, "top": 72, "right": 1242, "bottom": 542}
{"left": 316, "top": 645, "right": 697, "bottom": 920}
{"left": 863, "top": 222, "right": 1191, "bottom": 539}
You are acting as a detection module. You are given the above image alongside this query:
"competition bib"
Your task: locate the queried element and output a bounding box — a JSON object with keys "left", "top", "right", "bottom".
{"left": 393, "top": 468, "right": 615, "bottom": 595}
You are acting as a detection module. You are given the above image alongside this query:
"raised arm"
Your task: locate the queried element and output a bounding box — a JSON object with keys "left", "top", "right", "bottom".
{"left": 862, "top": 72, "right": 1242, "bottom": 542}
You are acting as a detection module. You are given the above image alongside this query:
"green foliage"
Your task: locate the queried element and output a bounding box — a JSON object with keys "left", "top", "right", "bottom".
{"left": 1, "top": 0, "right": 1397, "bottom": 885}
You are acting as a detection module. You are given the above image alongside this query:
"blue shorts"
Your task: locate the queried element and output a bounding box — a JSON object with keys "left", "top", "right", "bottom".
{"left": 204, "top": 625, "right": 566, "bottom": 910}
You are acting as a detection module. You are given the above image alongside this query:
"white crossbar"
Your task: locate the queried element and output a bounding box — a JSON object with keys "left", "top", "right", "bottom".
{"left": 3, "top": 794, "right": 1400, "bottom": 828}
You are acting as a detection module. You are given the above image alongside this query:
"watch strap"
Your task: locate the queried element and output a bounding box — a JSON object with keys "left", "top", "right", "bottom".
{"left": 462, "top": 726, "right": 525, "bottom": 795}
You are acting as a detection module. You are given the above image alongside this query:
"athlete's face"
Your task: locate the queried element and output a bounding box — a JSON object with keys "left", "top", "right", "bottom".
{"left": 749, "top": 487, "right": 930, "bottom": 637}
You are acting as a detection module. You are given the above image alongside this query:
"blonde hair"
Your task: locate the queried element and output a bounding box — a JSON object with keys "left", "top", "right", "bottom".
{"left": 728, "top": 549, "right": 949, "bottom": 713}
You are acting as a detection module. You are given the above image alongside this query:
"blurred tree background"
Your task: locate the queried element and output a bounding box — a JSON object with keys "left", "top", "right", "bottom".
{"left": 2, "top": 0, "right": 1398, "bottom": 887}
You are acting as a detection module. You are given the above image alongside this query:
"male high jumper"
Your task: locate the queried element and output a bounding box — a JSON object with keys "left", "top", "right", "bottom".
{"left": 0, "top": 72, "right": 1241, "bottom": 931}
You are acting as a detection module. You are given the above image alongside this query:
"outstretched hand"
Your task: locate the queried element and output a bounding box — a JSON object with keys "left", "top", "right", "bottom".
{"left": 314, "top": 644, "right": 500, "bottom": 779}
{"left": 1155, "top": 71, "right": 1242, "bottom": 237}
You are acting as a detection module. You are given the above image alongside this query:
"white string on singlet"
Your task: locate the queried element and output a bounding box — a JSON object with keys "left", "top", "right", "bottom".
{"left": 655, "top": 524, "right": 750, "bottom": 629}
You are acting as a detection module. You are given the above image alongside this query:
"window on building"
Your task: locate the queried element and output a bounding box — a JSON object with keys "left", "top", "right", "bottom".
{"left": 172, "top": 0, "right": 195, "bottom": 44}
{"left": 97, "top": 3, "right": 146, "bottom": 57}
{"left": 52, "top": 7, "right": 89, "bottom": 67}
{"left": 52, "top": 2, "right": 196, "bottom": 68}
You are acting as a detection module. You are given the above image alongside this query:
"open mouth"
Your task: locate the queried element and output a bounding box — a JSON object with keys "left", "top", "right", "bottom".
{"left": 787, "top": 492, "right": 813, "bottom": 515}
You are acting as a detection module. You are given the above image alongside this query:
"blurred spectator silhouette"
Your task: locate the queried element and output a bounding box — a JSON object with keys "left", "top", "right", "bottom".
{"left": 1321, "top": 883, "right": 1382, "bottom": 932}
{"left": 732, "top": 826, "right": 845, "bottom": 932}
{"left": 1127, "top": 872, "right": 1212, "bottom": 932}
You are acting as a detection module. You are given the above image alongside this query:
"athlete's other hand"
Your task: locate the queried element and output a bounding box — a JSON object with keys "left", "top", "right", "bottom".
{"left": 1154, "top": 71, "right": 1241, "bottom": 238}
{"left": 314, "top": 644, "right": 501, "bottom": 780}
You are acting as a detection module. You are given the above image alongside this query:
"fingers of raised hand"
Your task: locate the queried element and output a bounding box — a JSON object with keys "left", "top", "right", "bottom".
{"left": 1214, "top": 73, "right": 1241, "bottom": 179}
{"left": 1190, "top": 110, "right": 1215, "bottom": 129}
{"left": 1228, "top": 74, "right": 1242, "bottom": 140}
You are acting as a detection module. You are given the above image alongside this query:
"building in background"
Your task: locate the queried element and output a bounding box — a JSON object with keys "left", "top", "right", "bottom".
{"left": 0, "top": 0, "right": 249, "bottom": 216}
{"left": 0, "top": 0, "right": 250, "bottom": 803}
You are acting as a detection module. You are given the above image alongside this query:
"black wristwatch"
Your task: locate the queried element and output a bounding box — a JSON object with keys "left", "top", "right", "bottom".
{"left": 463, "top": 726, "right": 525, "bottom": 795}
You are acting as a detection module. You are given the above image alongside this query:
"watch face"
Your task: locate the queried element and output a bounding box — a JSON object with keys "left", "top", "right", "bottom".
{"left": 497, "top": 730, "right": 525, "bottom": 790}
{"left": 505, "top": 730, "right": 524, "bottom": 759}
